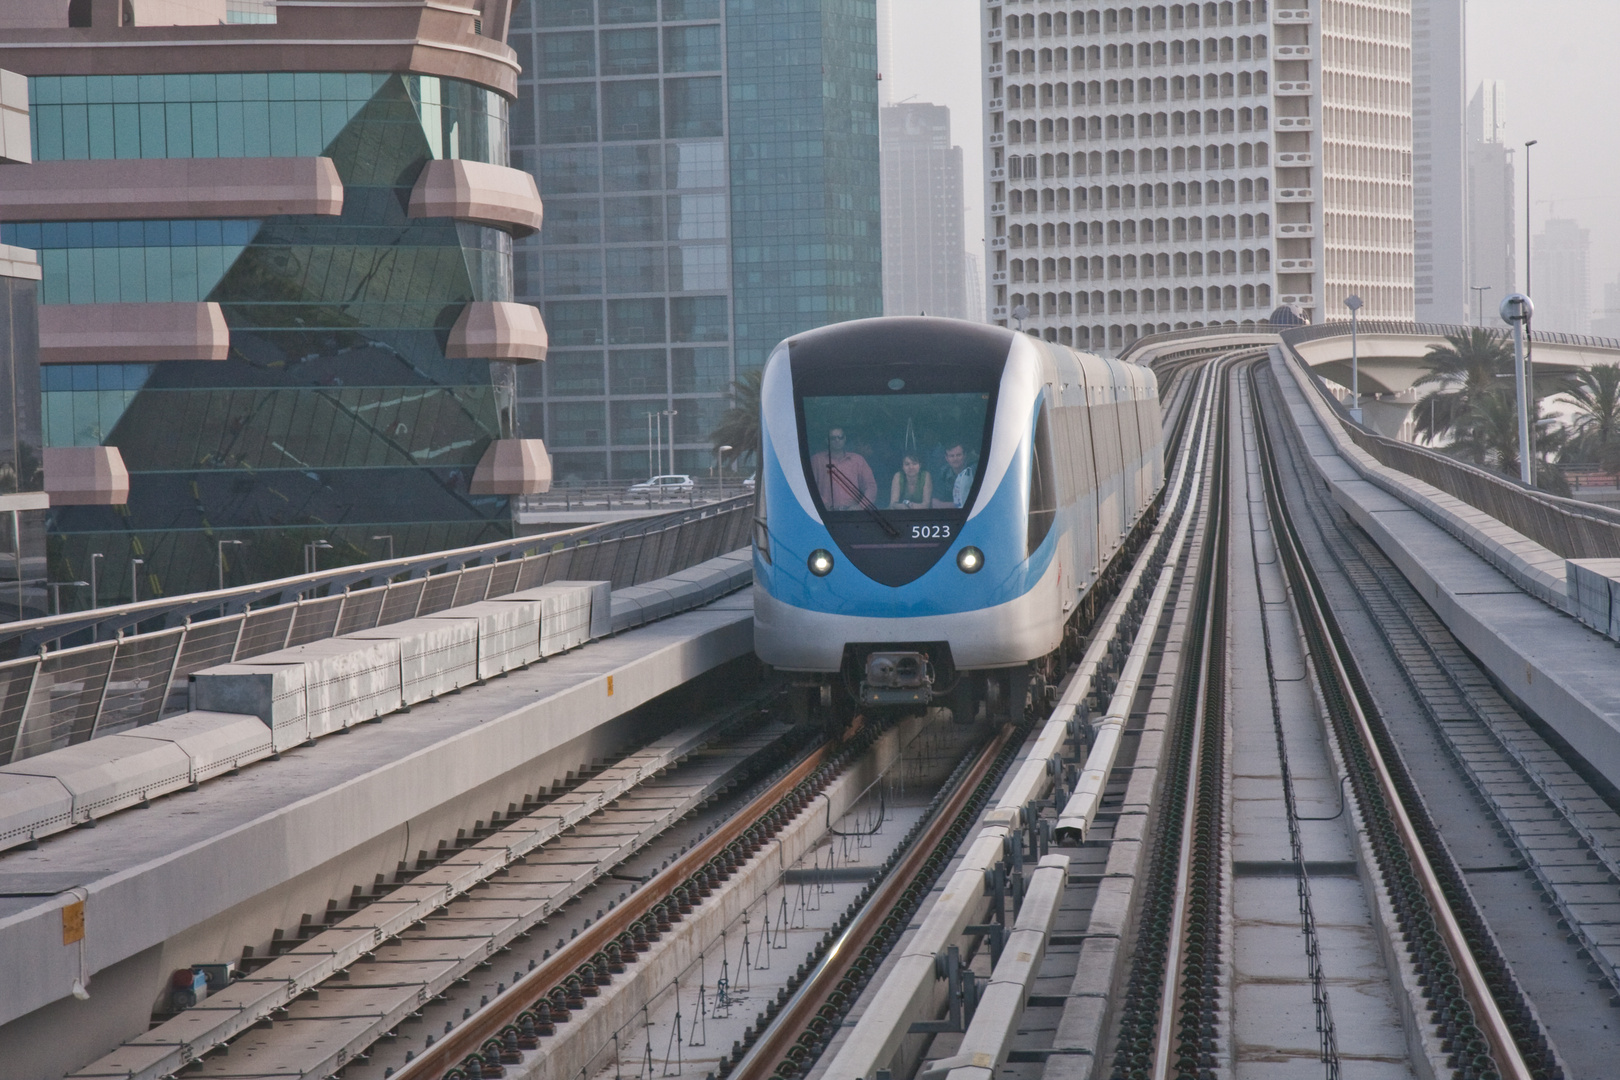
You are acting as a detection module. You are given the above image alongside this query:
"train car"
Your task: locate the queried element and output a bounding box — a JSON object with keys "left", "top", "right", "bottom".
{"left": 753, "top": 317, "right": 1163, "bottom": 718}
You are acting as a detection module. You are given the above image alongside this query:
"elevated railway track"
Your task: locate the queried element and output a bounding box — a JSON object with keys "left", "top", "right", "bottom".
{"left": 26, "top": 343, "right": 1620, "bottom": 1080}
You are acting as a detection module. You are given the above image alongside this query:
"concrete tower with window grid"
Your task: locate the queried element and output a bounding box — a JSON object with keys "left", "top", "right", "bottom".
{"left": 508, "top": 0, "right": 882, "bottom": 483}
{"left": 981, "top": 0, "right": 1414, "bottom": 353}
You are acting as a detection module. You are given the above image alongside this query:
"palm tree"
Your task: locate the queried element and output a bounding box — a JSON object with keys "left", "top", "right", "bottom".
{"left": 1446, "top": 387, "right": 1572, "bottom": 494}
{"left": 1412, "top": 328, "right": 1514, "bottom": 445}
{"left": 709, "top": 368, "right": 762, "bottom": 470}
{"left": 1561, "top": 363, "right": 1620, "bottom": 471}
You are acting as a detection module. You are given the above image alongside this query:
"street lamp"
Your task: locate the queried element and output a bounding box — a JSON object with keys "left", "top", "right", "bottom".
{"left": 304, "top": 539, "right": 333, "bottom": 575}
{"left": 1344, "top": 294, "right": 1363, "bottom": 423}
{"left": 661, "top": 408, "right": 679, "bottom": 476}
{"left": 129, "top": 558, "right": 144, "bottom": 604}
{"left": 49, "top": 581, "right": 88, "bottom": 616}
{"left": 1470, "top": 285, "right": 1491, "bottom": 328}
{"left": 217, "top": 539, "right": 245, "bottom": 592}
{"left": 716, "top": 444, "right": 733, "bottom": 482}
{"left": 88, "top": 552, "right": 102, "bottom": 610}
{"left": 1523, "top": 139, "right": 1538, "bottom": 462}
{"left": 1501, "top": 293, "right": 1535, "bottom": 485}
{"left": 1011, "top": 303, "right": 1029, "bottom": 332}
{"left": 371, "top": 534, "right": 395, "bottom": 562}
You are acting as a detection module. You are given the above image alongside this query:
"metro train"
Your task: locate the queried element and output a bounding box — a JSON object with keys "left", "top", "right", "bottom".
{"left": 752, "top": 317, "right": 1164, "bottom": 718}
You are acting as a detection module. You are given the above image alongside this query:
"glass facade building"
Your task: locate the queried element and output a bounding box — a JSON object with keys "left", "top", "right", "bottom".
{"left": 509, "top": 0, "right": 881, "bottom": 482}
{"left": 9, "top": 71, "right": 524, "bottom": 599}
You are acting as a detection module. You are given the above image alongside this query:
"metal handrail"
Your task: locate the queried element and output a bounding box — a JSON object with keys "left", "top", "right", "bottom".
{"left": 6, "top": 495, "right": 754, "bottom": 652}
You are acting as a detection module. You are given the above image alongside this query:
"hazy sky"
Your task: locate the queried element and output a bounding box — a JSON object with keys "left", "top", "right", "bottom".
{"left": 879, "top": 0, "right": 1620, "bottom": 318}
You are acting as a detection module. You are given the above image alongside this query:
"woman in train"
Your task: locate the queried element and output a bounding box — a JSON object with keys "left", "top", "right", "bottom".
{"left": 888, "top": 453, "right": 933, "bottom": 509}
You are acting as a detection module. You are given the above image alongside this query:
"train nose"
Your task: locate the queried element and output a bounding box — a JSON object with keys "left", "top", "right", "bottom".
{"left": 860, "top": 651, "right": 934, "bottom": 706}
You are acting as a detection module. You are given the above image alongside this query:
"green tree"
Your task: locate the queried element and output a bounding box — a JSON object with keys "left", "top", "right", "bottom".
{"left": 1446, "top": 388, "right": 1571, "bottom": 495}
{"left": 1411, "top": 328, "right": 1514, "bottom": 445}
{"left": 709, "top": 368, "right": 762, "bottom": 470}
{"left": 1560, "top": 363, "right": 1620, "bottom": 470}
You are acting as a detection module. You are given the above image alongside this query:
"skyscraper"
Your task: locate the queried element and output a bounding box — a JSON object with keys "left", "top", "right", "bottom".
{"left": 1532, "top": 217, "right": 1590, "bottom": 334}
{"left": 1411, "top": 0, "right": 1466, "bottom": 324}
{"left": 509, "top": 0, "right": 882, "bottom": 483}
{"left": 0, "top": 1, "right": 544, "bottom": 600}
{"left": 881, "top": 102, "right": 968, "bottom": 319}
{"left": 1466, "top": 80, "right": 1515, "bottom": 323}
{"left": 982, "top": 0, "right": 1415, "bottom": 353}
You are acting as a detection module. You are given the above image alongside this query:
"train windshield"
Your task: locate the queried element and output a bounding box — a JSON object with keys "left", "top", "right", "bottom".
{"left": 788, "top": 321, "right": 1009, "bottom": 587}
{"left": 799, "top": 391, "right": 993, "bottom": 514}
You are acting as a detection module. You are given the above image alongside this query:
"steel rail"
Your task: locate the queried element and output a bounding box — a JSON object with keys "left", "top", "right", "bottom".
{"left": 1147, "top": 351, "right": 1238, "bottom": 1080}
{"left": 391, "top": 734, "right": 843, "bottom": 1080}
{"left": 1247, "top": 361, "right": 1534, "bottom": 1080}
{"left": 730, "top": 722, "right": 1019, "bottom": 1080}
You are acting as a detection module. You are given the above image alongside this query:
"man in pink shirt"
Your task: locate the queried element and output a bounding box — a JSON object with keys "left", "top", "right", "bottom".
{"left": 810, "top": 428, "right": 877, "bottom": 509}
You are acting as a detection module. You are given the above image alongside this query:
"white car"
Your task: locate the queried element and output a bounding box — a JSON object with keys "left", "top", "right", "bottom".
{"left": 628, "top": 474, "right": 695, "bottom": 494}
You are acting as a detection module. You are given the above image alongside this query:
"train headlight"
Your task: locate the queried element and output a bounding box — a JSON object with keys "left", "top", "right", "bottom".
{"left": 807, "top": 549, "right": 835, "bottom": 577}
{"left": 957, "top": 546, "right": 984, "bottom": 574}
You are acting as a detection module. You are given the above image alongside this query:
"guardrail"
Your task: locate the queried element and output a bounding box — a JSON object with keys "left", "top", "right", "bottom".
{"left": 0, "top": 499, "right": 754, "bottom": 766}
{"left": 1279, "top": 340, "right": 1620, "bottom": 561}
{"left": 6, "top": 495, "right": 754, "bottom": 655}
{"left": 517, "top": 480, "right": 753, "bottom": 513}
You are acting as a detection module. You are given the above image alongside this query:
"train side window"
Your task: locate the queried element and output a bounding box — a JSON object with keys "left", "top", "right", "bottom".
{"left": 1028, "top": 402, "right": 1058, "bottom": 556}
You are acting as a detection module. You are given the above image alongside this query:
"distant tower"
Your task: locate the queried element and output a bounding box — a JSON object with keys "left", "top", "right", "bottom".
{"left": 882, "top": 103, "right": 969, "bottom": 320}
{"left": 1411, "top": 0, "right": 1468, "bottom": 324}
{"left": 1466, "top": 81, "right": 1515, "bottom": 323}
{"left": 1532, "top": 218, "right": 1591, "bottom": 334}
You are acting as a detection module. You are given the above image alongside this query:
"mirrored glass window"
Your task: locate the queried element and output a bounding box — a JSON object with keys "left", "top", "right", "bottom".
{"left": 667, "top": 194, "right": 726, "bottom": 239}
{"left": 604, "top": 196, "right": 664, "bottom": 242}
{"left": 663, "top": 26, "right": 722, "bottom": 72}
{"left": 534, "top": 0, "right": 595, "bottom": 27}
{"left": 601, "top": 80, "right": 660, "bottom": 141}
{"left": 541, "top": 199, "right": 603, "bottom": 245}
{"left": 539, "top": 32, "right": 596, "bottom": 78}
{"left": 539, "top": 83, "right": 598, "bottom": 144}
{"left": 609, "top": 349, "right": 668, "bottom": 394}
{"left": 666, "top": 140, "right": 726, "bottom": 188}
{"left": 603, "top": 145, "right": 663, "bottom": 190}
{"left": 672, "top": 347, "right": 730, "bottom": 392}
{"left": 540, "top": 147, "right": 600, "bottom": 192}
{"left": 664, "top": 78, "right": 722, "bottom": 138}
{"left": 606, "top": 247, "right": 666, "bottom": 293}
{"left": 548, "top": 401, "right": 607, "bottom": 445}
{"left": 600, "top": 0, "right": 658, "bottom": 23}
{"left": 546, "top": 351, "right": 607, "bottom": 395}
{"left": 669, "top": 245, "right": 727, "bottom": 291}
{"left": 661, "top": 0, "right": 720, "bottom": 21}
{"left": 601, "top": 29, "right": 660, "bottom": 75}
{"left": 607, "top": 297, "right": 667, "bottom": 343}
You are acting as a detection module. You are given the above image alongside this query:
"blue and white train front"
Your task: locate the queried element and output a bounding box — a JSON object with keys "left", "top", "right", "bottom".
{"left": 753, "top": 318, "right": 1067, "bottom": 708}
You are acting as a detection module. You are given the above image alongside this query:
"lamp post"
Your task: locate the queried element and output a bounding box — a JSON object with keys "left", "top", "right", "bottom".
{"left": 647, "top": 411, "right": 657, "bottom": 481}
{"left": 661, "top": 408, "right": 678, "bottom": 476}
{"left": 304, "top": 539, "right": 332, "bottom": 575}
{"left": 371, "top": 534, "right": 395, "bottom": 562}
{"left": 217, "top": 539, "right": 245, "bottom": 592}
{"left": 1501, "top": 293, "right": 1535, "bottom": 485}
{"left": 716, "top": 444, "right": 733, "bottom": 483}
{"left": 1523, "top": 140, "right": 1538, "bottom": 467}
{"left": 49, "top": 581, "right": 88, "bottom": 616}
{"left": 1344, "top": 294, "right": 1363, "bottom": 423}
{"left": 129, "top": 558, "right": 144, "bottom": 604}
{"left": 1470, "top": 285, "right": 1491, "bottom": 328}
{"left": 88, "top": 552, "right": 102, "bottom": 610}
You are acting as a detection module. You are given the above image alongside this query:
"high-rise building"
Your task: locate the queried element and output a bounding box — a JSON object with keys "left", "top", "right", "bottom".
{"left": 982, "top": 0, "right": 1414, "bottom": 353}
{"left": 1591, "top": 276, "right": 1620, "bottom": 341}
{"left": 965, "top": 249, "right": 987, "bottom": 320}
{"left": 882, "top": 103, "right": 967, "bottom": 319}
{"left": 509, "top": 0, "right": 882, "bottom": 483}
{"left": 1466, "top": 80, "right": 1514, "bottom": 324}
{"left": 0, "top": 69, "right": 47, "bottom": 622}
{"left": 1410, "top": 0, "right": 1466, "bottom": 324}
{"left": 0, "top": 1, "right": 548, "bottom": 601}
{"left": 1532, "top": 217, "right": 1590, "bottom": 334}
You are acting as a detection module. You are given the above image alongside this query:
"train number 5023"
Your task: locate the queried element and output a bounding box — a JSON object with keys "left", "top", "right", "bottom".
{"left": 910, "top": 525, "right": 952, "bottom": 539}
